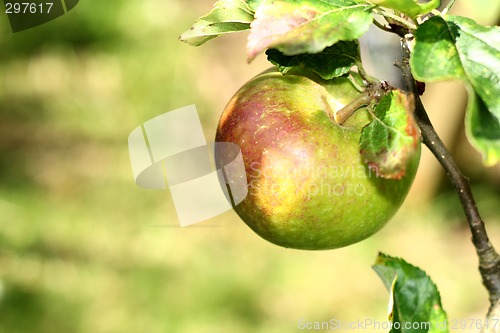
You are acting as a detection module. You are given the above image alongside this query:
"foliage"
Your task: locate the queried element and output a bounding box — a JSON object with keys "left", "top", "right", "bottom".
{"left": 180, "top": 0, "right": 500, "bottom": 330}
{"left": 373, "top": 253, "right": 449, "bottom": 333}
{"left": 180, "top": 0, "right": 500, "bottom": 168}
{"left": 265, "top": 41, "right": 361, "bottom": 79}
{"left": 360, "top": 90, "right": 420, "bottom": 180}
{"left": 0, "top": 1, "right": 497, "bottom": 333}
{"left": 411, "top": 16, "right": 500, "bottom": 166}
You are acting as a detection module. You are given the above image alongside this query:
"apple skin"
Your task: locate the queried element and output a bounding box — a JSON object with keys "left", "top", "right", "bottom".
{"left": 215, "top": 69, "right": 420, "bottom": 250}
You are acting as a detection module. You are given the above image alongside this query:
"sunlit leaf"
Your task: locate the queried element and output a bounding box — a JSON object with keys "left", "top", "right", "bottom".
{"left": 411, "top": 15, "right": 500, "bottom": 165}
{"left": 247, "top": 0, "right": 373, "bottom": 61}
{"left": 370, "top": 0, "right": 440, "bottom": 19}
{"left": 179, "top": 0, "right": 254, "bottom": 46}
{"left": 245, "top": 0, "right": 267, "bottom": 11}
{"left": 465, "top": 90, "right": 500, "bottom": 167}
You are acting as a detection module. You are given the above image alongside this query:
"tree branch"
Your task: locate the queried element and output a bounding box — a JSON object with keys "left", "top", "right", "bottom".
{"left": 397, "top": 36, "right": 500, "bottom": 312}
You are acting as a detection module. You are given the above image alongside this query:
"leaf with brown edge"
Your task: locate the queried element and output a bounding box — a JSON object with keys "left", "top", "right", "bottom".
{"left": 360, "top": 90, "right": 420, "bottom": 179}
{"left": 246, "top": 0, "right": 373, "bottom": 62}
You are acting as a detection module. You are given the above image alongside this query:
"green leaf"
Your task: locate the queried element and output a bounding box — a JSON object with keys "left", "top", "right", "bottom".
{"left": 466, "top": 90, "right": 500, "bottom": 167}
{"left": 411, "top": 15, "right": 500, "bottom": 165}
{"left": 247, "top": 0, "right": 373, "bottom": 61}
{"left": 373, "top": 253, "right": 449, "bottom": 333}
{"left": 370, "top": 0, "right": 440, "bottom": 19}
{"left": 360, "top": 90, "right": 420, "bottom": 179}
{"left": 245, "top": 0, "right": 267, "bottom": 11}
{"left": 179, "top": 0, "right": 254, "bottom": 46}
{"left": 266, "top": 41, "right": 360, "bottom": 79}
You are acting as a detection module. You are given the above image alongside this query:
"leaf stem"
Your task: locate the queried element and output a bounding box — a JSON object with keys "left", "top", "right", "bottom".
{"left": 397, "top": 36, "right": 500, "bottom": 312}
{"left": 356, "top": 62, "right": 373, "bottom": 84}
{"left": 374, "top": 9, "right": 417, "bottom": 30}
{"left": 348, "top": 73, "right": 365, "bottom": 92}
{"left": 442, "top": 0, "right": 457, "bottom": 16}
{"left": 373, "top": 18, "right": 394, "bottom": 33}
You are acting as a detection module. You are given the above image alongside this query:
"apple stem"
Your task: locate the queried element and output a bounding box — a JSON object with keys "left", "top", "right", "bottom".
{"left": 334, "top": 80, "right": 390, "bottom": 125}
{"left": 398, "top": 35, "right": 500, "bottom": 314}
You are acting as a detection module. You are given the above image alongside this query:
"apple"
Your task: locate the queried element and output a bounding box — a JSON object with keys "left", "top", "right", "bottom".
{"left": 215, "top": 68, "right": 420, "bottom": 250}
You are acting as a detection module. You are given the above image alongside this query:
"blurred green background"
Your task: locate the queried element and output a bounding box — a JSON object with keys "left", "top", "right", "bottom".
{"left": 0, "top": 1, "right": 499, "bottom": 332}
